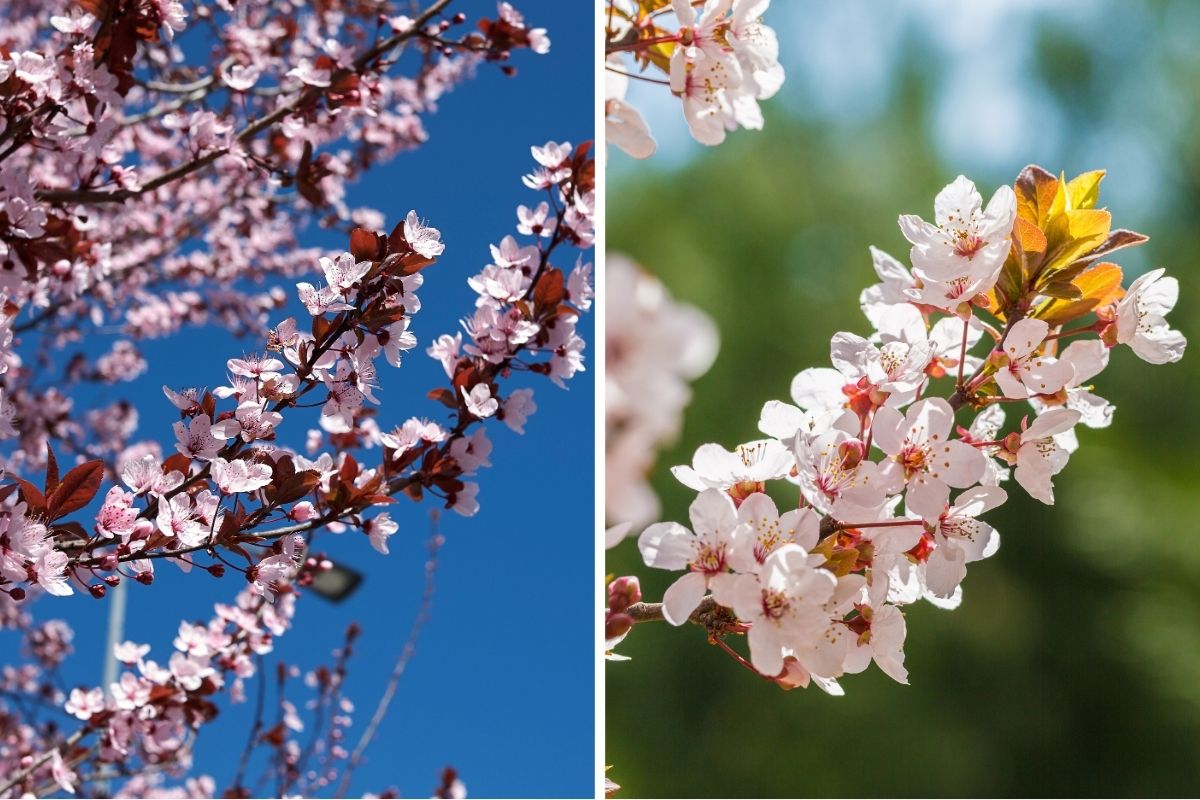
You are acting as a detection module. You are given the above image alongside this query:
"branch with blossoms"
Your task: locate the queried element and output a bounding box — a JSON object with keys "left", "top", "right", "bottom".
{"left": 607, "top": 167, "right": 1184, "bottom": 698}
{"left": 0, "top": 0, "right": 551, "bottom": 477}
{"left": 603, "top": 0, "right": 784, "bottom": 156}
{"left": 0, "top": 137, "right": 593, "bottom": 797}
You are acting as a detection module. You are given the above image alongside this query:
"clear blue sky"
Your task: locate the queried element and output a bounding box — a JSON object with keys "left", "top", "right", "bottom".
{"left": 26, "top": 2, "right": 595, "bottom": 796}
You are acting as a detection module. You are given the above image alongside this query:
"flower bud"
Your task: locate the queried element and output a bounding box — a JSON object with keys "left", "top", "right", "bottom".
{"left": 208, "top": 564, "right": 226, "bottom": 578}
{"left": 104, "top": 575, "right": 120, "bottom": 587}
{"left": 837, "top": 439, "right": 866, "bottom": 469}
{"left": 774, "top": 656, "right": 811, "bottom": 690}
{"left": 89, "top": 583, "right": 107, "bottom": 599}
{"left": 100, "top": 553, "right": 119, "bottom": 571}
{"left": 605, "top": 612, "right": 633, "bottom": 641}
{"left": 9, "top": 587, "right": 25, "bottom": 601}
{"left": 135, "top": 572, "right": 154, "bottom": 586}
{"left": 607, "top": 576, "right": 641, "bottom": 613}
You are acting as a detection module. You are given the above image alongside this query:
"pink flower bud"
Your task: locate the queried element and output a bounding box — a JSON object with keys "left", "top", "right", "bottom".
{"left": 605, "top": 612, "right": 633, "bottom": 641}
{"left": 774, "top": 656, "right": 811, "bottom": 690}
{"left": 289, "top": 501, "right": 318, "bottom": 522}
{"left": 607, "top": 576, "right": 641, "bottom": 613}
{"left": 837, "top": 439, "right": 866, "bottom": 469}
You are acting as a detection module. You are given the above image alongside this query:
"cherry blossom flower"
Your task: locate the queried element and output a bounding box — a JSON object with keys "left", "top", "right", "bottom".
{"left": 221, "top": 63, "right": 261, "bottom": 91}
{"left": 96, "top": 487, "right": 139, "bottom": 539}
{"left": 899, "top": 175, "right": 1017, "bottom": 283}
{"left": 287, "top": 59, "right": 332, "bottom": 87}
{"left": 1113, "top": 268, "right": 1186, "bottom": 364}
{"left": 612, "top": 165, "right": 1184, "bottom": 707}
{"left": 906, "top": 483, "right": 1005, "bottom": 600}
{"left": 65, "top": 687, "right": 106, "bottom": 720}
{"left": 404, "top": 211, "right": 445, "bottom": 259}
{"left": 320, "top": 253, "right": 371, "bottom": 295}
{"left": 500, "top": 388, "right": 537, "bottom": 434}
{"left": 995, "top": 318, "right": 1075, "bottom": 399}
{"left": 461, "top": 384, "right": 499, "bottom": 419}
{"left": 709, "top": 544, "right": 836, "bottom": 676}
{"left": 156, "top": 495, "right": 211, "bottom": 548}
{"left": 1011, "top": 408, "right": 1082, "bottom": 504}
{"left": 638, "top": 489, "right": 753, "bottom": 625}
{"left": 1041, "top": 339, "right": 1114, "bottom": 429}
{"left": 173, "top": 415, "right": 224, "bottom": 461}
{"left": 671, "top": 439, "right": 792, "bottom": 500}
{"left": 872, "top": 398, "right": 985, "bottom": 500}
{"left": 735, "top": 492, "right": 821, "bottom": 567}
{"left": 363, "top": 514, "right": 398, "bottom": 555}
{"left": 793, "top": 430, "right": 885, "bottom": 517}
{"left": 211, "top": 458, "right": 272, "bottom": 494}
{"left": 841, "top": 602, "right": 909, "bottom": 684}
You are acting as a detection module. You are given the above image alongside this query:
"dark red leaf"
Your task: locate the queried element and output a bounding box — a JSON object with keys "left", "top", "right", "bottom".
{"left": 45, "top": 444, "right": 60, "bottom": 495}
{"left": 46, "top": 460, "right": 104, "bottom": 520}
{"left": 427, "top": 387, "right": 458, "bottom": 409}
{"left": 162, "top": 453, "right": 192, "bottom": 477}
{"left": 533, "top": 268, "right": 565, "bottom": 308}
{"left": 12, "top": 476, "right": 46, "bottom": 514}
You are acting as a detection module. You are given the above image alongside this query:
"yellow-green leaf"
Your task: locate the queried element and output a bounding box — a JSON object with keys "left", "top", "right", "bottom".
{"left": 1067, "top": 169, "right": 1106, "bottom": 210}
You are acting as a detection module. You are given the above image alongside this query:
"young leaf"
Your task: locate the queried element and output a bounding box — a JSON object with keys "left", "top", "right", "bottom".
{"left": 47, "top": 461, "right": 104, "bottom": 520}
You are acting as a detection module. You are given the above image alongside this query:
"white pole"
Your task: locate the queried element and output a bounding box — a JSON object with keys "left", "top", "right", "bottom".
{"left": 101, "top": 578, "right": 127, "bottom": 692}
{"left": 97, "top": 578, "right": 127, "bottom": 798}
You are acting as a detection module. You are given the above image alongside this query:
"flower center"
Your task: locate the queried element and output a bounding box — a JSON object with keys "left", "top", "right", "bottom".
{"left": 952, "top": 232, "right": 986, "bottom": 258}
{"left": 692, "top": 542, "right": 727, "bottom": 575}
{"left": 899, "top": 443, "right": 930, "bottom": 477}
{"left": 761, "top": 588, "right": 789, "bottom": 621}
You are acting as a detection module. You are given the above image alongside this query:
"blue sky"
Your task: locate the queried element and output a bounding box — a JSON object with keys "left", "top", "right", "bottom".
{"left": 16, "top": 2, "right": 595, "bottom": 796}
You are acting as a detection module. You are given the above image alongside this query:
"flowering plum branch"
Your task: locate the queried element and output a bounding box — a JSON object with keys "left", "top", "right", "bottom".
{"left": 604, "top": 0, "right": 784, "bottom": 156}
{"left": 609, "top": 167, "right": 1185, "bottom": 697}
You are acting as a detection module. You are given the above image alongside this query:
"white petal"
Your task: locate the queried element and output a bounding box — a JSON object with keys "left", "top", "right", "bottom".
{"left": 661, "top": 572, "right": 708, "bottom": 626}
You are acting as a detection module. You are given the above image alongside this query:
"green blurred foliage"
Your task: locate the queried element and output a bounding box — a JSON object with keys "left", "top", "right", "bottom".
{"left": 606, "top": 5, "right": 1200, "bottom": 797}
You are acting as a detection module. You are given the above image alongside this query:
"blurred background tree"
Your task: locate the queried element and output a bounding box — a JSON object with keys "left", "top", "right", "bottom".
{"left": 606, "top": 1, "right": 1200, "bottom": 795}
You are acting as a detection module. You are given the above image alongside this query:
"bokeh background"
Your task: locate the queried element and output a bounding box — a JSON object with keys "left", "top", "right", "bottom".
{"left": 606, "top": 1, "right": 1200, "bottom": 796}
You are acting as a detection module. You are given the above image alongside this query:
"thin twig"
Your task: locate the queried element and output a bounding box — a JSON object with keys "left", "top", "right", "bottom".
{"left": 0, "top": 728, "right": 90, "bottom": 796}
{"left": 335, "top": 518, "right": 444, "bottom": 796}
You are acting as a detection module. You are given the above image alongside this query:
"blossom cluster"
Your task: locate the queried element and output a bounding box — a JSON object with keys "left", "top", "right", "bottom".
{"left": 604, "top": 0, "right": 784, "bottom": 156}
{"left": 614, "top": 167, "right": 1185, "bottom": 692}
{"left": 0, "top": 134, "right": 593, "bottom": 597}
{"left": 0, "top": 0, "right": 549, "bottom": 482}
{"left": 0, "top": 136, "right": 592, "bottom": 794}
{"left": 606, "top": 255, "right": 717, "bottom": 532}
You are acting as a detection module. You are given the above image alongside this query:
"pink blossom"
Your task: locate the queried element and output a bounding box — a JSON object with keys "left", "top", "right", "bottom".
{"left": 211, "top": 457, "right": 273, "bottom": 494}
